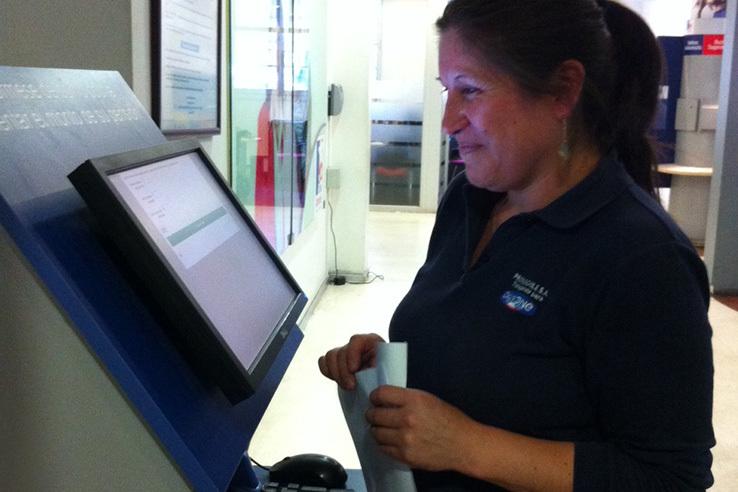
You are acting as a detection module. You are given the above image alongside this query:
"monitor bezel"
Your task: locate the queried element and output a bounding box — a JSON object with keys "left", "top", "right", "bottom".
{"left": 69, "top": 139, "right": 306, "bottom": 404}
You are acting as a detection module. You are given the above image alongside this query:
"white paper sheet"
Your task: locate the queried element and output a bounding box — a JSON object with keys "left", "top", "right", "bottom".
{"left": 338, "top": 342, "right": 417, "bottom": 492}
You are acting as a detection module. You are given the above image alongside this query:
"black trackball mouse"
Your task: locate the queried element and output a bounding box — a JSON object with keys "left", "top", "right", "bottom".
{"left": 269, "top": 453, "right": 348, "bottom": 488}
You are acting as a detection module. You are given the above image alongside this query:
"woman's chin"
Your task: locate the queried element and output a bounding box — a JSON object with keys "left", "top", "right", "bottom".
{"left": 464, "top": 168, "right": 504, "bottom": 192}
{"left": 464, "top": 166, "right": 490, "bottom": 188}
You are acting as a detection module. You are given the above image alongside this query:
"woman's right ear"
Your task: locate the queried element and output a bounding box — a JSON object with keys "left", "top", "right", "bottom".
{"left": 551, "top": 59, "right": 586, "bottom": 121}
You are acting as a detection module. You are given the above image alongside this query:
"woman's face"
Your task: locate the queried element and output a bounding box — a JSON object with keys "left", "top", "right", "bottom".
{"left": 439, "top": 30, "right": 563, "bottom": 192}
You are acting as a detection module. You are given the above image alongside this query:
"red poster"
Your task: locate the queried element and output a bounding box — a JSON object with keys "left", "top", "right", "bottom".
{"left": 703, "top": 35, "right": 724, "bottom": 56}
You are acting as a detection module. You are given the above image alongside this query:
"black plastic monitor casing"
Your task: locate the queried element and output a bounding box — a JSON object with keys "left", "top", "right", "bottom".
{"left": 69, "top": 139, "right": 307, "bottom": 404}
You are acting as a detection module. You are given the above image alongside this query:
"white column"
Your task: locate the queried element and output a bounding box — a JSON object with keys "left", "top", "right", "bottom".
{"left": 325, "top": 0, "right": 375, "bottom": 279}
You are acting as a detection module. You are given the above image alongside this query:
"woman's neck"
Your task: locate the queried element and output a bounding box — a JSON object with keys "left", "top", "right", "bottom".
{"left": 503, "top": 146, "right": 601, "bottom": 214}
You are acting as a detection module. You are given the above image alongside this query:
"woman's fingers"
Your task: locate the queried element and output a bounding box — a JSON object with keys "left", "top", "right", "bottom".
{"left": 370, "top": 384, "right": 407, "bottom": 407}
{"left": 366, "top": 404, "right": 408, "bottom": 429}
{"left": 336, "top": 344, "right": 354, "bottom": 389}
{"left": 317, "top": 333, "right": 385, "bottom": 390}
{"left": 347, "top": 333, "right": 383, "bottom": 372}
{"left": 317, "top": 351, "right": 333, "bottom": 379}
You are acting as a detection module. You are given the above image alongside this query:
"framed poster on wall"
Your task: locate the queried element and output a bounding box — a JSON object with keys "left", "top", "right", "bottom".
{"left": 152, "top": 0, "right": 221, "bottom": 135}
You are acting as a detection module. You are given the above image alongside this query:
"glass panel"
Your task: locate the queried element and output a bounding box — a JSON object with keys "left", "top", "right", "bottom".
{"left": 286, "top": 0, "right": 311, "bottom": 241}
{"left": 369, "top": 0, "right": 425, "bottom": 206}
{"left": 230, "top": 0, "right": 311, "bottom": 253}
{"left": 370, "top": 86, "right": 422, "bottom": 206}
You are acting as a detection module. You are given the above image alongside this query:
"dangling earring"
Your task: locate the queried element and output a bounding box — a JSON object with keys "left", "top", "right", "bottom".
{"left": 558, "top": 119, "right": 571, "bottom": 161}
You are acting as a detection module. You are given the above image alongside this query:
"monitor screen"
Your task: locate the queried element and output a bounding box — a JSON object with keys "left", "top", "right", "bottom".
{"left": 69, "top": 139, "right": 306, "bottom": 404}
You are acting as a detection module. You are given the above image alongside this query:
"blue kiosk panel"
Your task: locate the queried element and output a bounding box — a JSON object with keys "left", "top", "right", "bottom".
{"left": 654, "top": 37, "right": 685, "bottom": 165}
{"left": 0, "top": 67, "right": 301, "bottom": 491}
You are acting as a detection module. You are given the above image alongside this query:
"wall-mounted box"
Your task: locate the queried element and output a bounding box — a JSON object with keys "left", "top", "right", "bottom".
{"left": 326, "top": 167, "right": 341, "bottom": 189}
{"left": 698, "top": 103, "right": 719, "bottom": 131}
{"left": 675, "top": 98, "right": 699, "bottom": 131}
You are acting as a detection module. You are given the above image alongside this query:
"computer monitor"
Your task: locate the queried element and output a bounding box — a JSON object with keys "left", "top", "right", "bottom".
{"left": 69, "top": 139, "right": 306, "bottom": 404}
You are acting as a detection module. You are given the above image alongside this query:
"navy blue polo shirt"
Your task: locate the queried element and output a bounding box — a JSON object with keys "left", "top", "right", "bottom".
{"left": 389, "top": 157, "right": 715, "bottom": 491}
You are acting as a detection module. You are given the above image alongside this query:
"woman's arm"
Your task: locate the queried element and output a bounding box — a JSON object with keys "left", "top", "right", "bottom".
{"left": 575, "top": 243, "right": 714, "bottom": 490}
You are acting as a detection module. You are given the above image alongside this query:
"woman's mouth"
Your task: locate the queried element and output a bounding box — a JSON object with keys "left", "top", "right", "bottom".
{"left": 457, "top": 143, "right": 481, "bottom": 155}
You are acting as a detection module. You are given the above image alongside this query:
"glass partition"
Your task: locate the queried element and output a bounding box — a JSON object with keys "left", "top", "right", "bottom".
{"left": 369, "top": 0, "right": 426, "bottom": 206}
{"left": 230, "top": 0, "right": 313, "bottom": 253}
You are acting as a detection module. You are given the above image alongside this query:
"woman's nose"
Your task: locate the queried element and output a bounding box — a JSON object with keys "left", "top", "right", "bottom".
{"left": 442, "top": 97, "right": 467, "bottom": 136}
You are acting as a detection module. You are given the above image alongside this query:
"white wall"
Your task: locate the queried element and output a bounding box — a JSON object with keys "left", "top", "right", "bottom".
{"left": 616, "top": 0, "right": 698, "bottom": 36}
{"left": 325, "top": 0, "right": 376, "bottom": 279}
{"left": 380, "top": 0, "right": 428, "bottom": 80}
{"left": 639, "top": 0, "right": 694, "bottom": 36}
{"left": 0, "top": 0, "right": 134, "bottom": 82}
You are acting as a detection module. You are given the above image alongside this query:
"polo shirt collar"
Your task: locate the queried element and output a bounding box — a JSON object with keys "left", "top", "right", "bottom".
{"left": 462, "top": 155, "right": 634, "bottom": 230}
{"left": 533, "top": 155, "right": 632, "bottom": 229}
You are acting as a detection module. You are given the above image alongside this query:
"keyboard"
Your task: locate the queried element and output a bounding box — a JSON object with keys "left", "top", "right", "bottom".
{"left": 262, "top": 482, "right": 354, "bottom": 492}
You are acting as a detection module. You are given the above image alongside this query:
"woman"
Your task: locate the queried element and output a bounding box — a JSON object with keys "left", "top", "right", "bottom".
{"left": 319, "top": 1, "right": 715, "bottom": 490}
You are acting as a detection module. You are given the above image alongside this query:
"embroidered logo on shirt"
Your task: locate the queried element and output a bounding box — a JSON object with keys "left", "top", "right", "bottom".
{"left": 500, "top": 273, "right": 550, "bottom": 316}
{"left": 501, "top": 290, "right": 538, "bottom": 316}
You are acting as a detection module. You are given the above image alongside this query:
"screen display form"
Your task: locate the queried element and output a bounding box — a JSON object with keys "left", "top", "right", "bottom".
{"left": 69, "top": 140, "right": 306, "bottom": 403}
{"left": 109, "top": 152, "right": 295, "bottom": 372}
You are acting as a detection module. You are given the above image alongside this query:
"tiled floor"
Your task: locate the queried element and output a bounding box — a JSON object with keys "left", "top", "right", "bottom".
{"left": 250, "top": 211, "right": 738, "bottom": 489}
{"left": 716, "top": 296, "right": 738, "bottom": 312}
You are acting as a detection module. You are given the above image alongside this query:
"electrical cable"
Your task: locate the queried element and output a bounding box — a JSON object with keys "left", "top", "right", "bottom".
{"left": 326, "top": 197, "right": 345, "bottom": 285}
{"left": 348, "top": 271, "right": 385, "bottom": 285}
{"left": 250, "top": 456, "right": 271, "bottom": 472}
{"left": 327, "top": 195, "right": 383, "bottom": 286}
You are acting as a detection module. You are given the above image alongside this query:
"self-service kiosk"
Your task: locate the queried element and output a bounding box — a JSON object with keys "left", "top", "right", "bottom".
{"left": 0, "top": 66, "right": 304, "bottom": 491}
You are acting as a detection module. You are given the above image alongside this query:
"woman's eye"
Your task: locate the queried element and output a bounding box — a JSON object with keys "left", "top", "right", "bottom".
{"left": 460, "top": 87, "right": 480, "bottom": 96}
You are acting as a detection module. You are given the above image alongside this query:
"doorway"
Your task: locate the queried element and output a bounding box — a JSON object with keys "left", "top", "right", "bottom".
{"left": 368, "top": 0, "right": 446, "bottom": 210}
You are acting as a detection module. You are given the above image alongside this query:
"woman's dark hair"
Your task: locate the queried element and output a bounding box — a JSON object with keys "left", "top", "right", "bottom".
{"left": 436, "top": 0, "right": 662, "bottom": 196}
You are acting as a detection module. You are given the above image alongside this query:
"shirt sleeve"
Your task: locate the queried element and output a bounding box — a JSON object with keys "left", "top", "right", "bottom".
{"left": 574, "top": 242, "right": 715, "bottom": 491}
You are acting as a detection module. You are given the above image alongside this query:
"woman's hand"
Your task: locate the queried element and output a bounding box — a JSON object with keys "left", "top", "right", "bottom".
{"left": 318, "top": 333, "right": 385, "bottom": 390}
{"left": 366, "top": 386, "right": 474, "bottom": 472}
{"left": 368, "top": 386, "right": 575, "bottom": 491}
